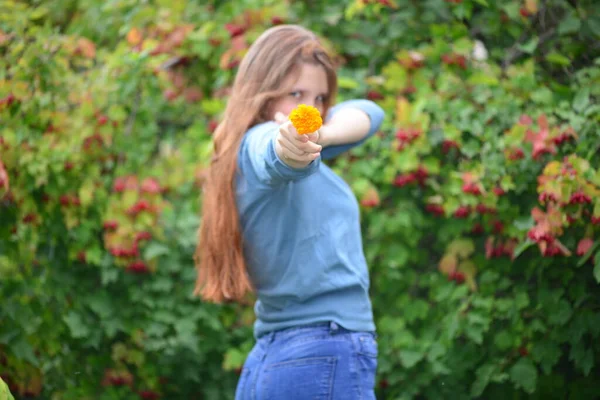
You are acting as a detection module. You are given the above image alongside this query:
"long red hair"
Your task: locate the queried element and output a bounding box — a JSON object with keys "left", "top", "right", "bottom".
{"left": 194, "top": 25, "right": 338, "bottom": 303}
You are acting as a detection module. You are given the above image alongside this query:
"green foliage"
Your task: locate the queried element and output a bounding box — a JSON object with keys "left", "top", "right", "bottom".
{"left": 1, "top": 0, "right": 599, "bottom": 398}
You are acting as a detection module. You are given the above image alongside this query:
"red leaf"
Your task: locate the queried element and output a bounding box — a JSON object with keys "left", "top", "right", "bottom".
{"left": 576, "top": 238, "right": 594, "bottom": 256}
{"left": 524, "top": 115, "right": 557, "bottom": 160}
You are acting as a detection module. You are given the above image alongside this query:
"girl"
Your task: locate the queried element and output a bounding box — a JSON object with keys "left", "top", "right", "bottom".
{"left": 194, "top": 24, "right": 385, "bottom": 399}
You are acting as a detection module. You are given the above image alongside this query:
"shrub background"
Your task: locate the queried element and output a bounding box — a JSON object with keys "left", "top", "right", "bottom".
{"left": 1, "top": 0, "right": 599, "bottom": 399}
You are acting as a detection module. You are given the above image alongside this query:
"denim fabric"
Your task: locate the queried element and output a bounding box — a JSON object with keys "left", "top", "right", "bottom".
{"left": 235, "top": 322, "right": 378, "bottom": 400}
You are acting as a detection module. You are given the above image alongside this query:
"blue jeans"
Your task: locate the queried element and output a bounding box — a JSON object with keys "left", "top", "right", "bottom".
{"left": 235, "top": 321, "right": 378, "bottom": 400}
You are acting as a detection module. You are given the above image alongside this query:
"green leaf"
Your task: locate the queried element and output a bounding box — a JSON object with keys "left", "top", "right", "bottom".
{"left": 30, "top": 5, "right": 48, "bottom": 20}
{"left": 513, "top": 240, "right": 535, "bottom": 259}
{"left": 515, "top": 292, "right": 530, "bottom": 309}
{"left": 87, "top": 292, "right": 113, "bottom": 319}
{"left": 518, "top": 37, "right": 539, "bottom": 54}
{"left": 399, "top": 349, "right": 424, "bottom": 368}
{"left": 531, "top": 87, "right": 553, "bottom": 104}
{"left": 0, "top": 376, "right": 15, "bottom": 400}
{"left": 468, "top": 73, "right": 499, "bottom": 86}
{"left": 101, "top": 266, "right": 119, "bottom": 285}
{"left": 338, "top": 76, "right": 360, "bottom": 90}
{"left": 509, "top": 358, "right": 538, "bottom": 394}
{"left": 63, "top": 312, "right": 90, "bottom": 339}
{"left": 569, "top": 341, "right": 594, "bottom": 376}
{"left": 494, "top": 330, "right": 514, "bottom": 351}
{"left": 144, "top": 242, "right": 170, "bottom": 260}
{"left": 532, "top": 340, "right": 562, "bottom": 375}
{"left": 573, "top": 88, "right": 590, "bottom": 112}
{"left": 549, "top": 299, "right": 573, "bottom": 326}
{"left": 222, "top": 348, "right": 247, "bottom": 371}
{"left": 471, "top": 364, "right": 495, "bottom": 397}
{"left": 545, "top": 52, "right": 571, "bottom": 66}
{"left": 594, "top": 253, "right": 600, "bottom": 283}
{"left": 10, "top": 338, "right": 37, "bottom": 366}
{"left": 559, "top": 16, "right": 581, "bottom": 35}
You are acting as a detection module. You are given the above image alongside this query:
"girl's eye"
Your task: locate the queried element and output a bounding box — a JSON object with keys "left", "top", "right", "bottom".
{"left": 316, "top": 95, "right": 325, "bottom": 103}
{"left": 289, "top": 91, "right": 301, "bottom": 98}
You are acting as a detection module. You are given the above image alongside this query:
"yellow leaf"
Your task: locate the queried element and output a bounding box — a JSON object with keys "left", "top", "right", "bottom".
{"left": 543, "top": 161, "right": 561, "bottom": 176}
{"left": 447, "top": 239, "right": 475, "bottom": 258}
{"left": 396, "top": 97, "right": 411, "bottom": 125}
{"left": 79, "top": 181, "right": 95, "bottom": 207}
{"left": 439, "top": 254, "right": 457, "bottom": 275}
{"left": 126, "top": 28, "right": 143, "bottom": 46}
{"left": 525, "top": 0, "right": 538, "bottom": 14}
{"left": 458, "top": 260, "right": 478, "bottom": 291}
{"left": 77, "top": 38, "right": 96, "bottom": 59}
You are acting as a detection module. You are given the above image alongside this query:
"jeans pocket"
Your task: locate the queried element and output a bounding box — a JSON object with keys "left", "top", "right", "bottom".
{"left": 357, "top": 334, "right": 378, "bottom": 358}
{"left": 356, "top": 334, "right": 378, "bottom": 399}
{"left": 261, "top": 356, "right": 337, "bottom": 400}
{"left": 235, "top": 367, "right": 252, "bottom": 400}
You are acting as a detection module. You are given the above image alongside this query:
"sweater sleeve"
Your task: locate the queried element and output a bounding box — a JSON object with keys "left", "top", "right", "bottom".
{"left": 321, "top": 99, "right": 385, "bottom": 160}
{"left": 238, "top": 121, "right": 320, "bottom": 186}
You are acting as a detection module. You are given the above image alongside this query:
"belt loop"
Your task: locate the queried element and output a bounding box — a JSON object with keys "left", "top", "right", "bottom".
{"left": 329, "top": 321, "right": 339, "bottom": 334}
{"left": 268, "top": 331, "right": 276, "bottom": 344}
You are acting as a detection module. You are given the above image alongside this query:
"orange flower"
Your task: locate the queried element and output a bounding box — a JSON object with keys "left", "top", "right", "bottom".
{"left": 289, "top": 104, "right": 322, "bottom": 135}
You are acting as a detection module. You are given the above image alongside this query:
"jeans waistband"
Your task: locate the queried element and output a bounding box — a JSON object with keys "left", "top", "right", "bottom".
{"left": 260, "top": 321, "right": 348, "bottom": 344}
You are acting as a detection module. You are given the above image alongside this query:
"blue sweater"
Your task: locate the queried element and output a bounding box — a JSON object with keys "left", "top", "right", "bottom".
{"left": 235, "top": 99, "right": 385, "bottom": 338}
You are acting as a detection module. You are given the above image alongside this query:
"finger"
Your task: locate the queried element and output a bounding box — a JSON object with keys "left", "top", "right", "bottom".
{"left": 306, "top": 130, "right": 320, "bottom": 143}
{"left": 281, "top": 122, "right": 309, "bottom": 143}
{"left": 277, "top": 134, "right": 305, "bottom": 156}
{"left": 296, "top": 138, "right": 322, "bottom": 154}
{"left": 287, "top": 150, "right": 321, "bottom": 163}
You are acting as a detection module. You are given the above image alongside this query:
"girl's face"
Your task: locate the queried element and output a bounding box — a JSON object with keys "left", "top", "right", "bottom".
{"left": 269, "top": 63, "right": 329, "bottom": 120}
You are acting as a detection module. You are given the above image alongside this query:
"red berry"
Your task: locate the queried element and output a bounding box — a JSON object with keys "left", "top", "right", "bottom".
{"left": 97, "top": 114, "right": 109, "bottom": 126}
{"left": 366, "top": 90, "right": 385, "bottom": 101}
{"left": 519, "top": 347, "right": 529, "bottom": 357}
{"left": 138, "top": 390, "right": 160, "bottom": 400}
{"left": 208, "top": 120, "right": 219, "bottom": 133}
{"left": 271, "top": 16, "right": 284, "bottom": 25}
{"left": 127, "top": 260, "right": 150, "bottom": 274}
{"left": 140, "top": 177, "right": 162, "bottom": 194}
{"left": 454, "top": 272, "right": 465, "bottom": 284}
{"left": 127, "top": 199, "right": 153, "bottom": 216}
{"left": 462, "top": 182, "right": 482, "bottom": 196}
{"left": 393, "top": 173, "right": 417, "bottom": 187}
{"left": 425, "top": 204, "right": 445, "bottom": 217}
{"left": 22, "top": 213, "right": 37, "bottom": 224}
{"left": 507, "top": 148, "right": 525, "bottom": 161}
{"left": 471, "top": 223, "right": 484, "bottom": 235}
{"left": 441, "top": 140, "right": 460, "bottom": 154}
{"left": 492, "top": 220, "right": 504, "bottom": 234}
{"left": 0, "top": 93, "right": 16, "bottom": 108}
{"left": 224, "top": 23, "right": 246, "bottom": 38}
{"left": 569, "top": 191, "right": 591, "bottom": 205}
{"left": 454, "top": 206, "right": 471, "bottom": 218}
{"left": 163, "top": 89, "right": 178, "bottom": 101}
{"left": 135, "top": 231, "right": 152, "bottom": 242}
{"left": 103, "top": 220, "right": 119, "bottom": 231}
